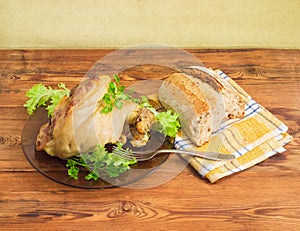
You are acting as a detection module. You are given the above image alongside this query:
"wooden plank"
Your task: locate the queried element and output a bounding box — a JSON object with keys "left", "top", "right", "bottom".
{"left": 0, "top": 49, "right": 299, "bottom": 230}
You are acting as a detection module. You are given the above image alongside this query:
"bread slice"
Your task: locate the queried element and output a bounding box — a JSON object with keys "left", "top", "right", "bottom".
{"left": 158, "top": 73, "right": 211, "bottom": 146}
{"left": 158, "top": 67, "right": 244, "bottom": 146}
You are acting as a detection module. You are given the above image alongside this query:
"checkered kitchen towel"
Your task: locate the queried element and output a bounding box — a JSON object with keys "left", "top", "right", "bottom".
{"left": 174, "top": 69, "right": 292, "bottom": 183}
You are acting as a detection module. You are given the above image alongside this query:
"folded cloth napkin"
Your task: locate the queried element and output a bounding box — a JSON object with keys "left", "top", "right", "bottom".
{"left": 174, "top": 69, "right": 292, "bottom": 183}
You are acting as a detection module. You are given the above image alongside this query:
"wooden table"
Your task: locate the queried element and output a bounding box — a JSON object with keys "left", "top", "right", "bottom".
{"left": 0, "top": 49, "right": 299, "bottom": 230}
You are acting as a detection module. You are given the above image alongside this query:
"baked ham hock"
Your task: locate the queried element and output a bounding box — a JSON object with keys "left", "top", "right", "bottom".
{"left": 36, "top": 75, "right": 138, "bottom": 159}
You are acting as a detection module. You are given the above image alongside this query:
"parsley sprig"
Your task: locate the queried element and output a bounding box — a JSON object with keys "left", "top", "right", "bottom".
{"left": 100, "top": 75, "right": 138, "bottom": 114}
{"left": 66, "top": 143, "right": 137, "bottom": 180}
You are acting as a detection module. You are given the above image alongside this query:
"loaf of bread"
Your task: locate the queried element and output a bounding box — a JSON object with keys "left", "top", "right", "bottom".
{"left": 158, "top": 67, "right": 244, "bottom": 146}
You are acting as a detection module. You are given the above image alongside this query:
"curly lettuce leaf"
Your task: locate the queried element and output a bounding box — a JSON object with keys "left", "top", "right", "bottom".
{"left": 139, "top": 96, "right": 181, "bottom": 138}
{"left": 155, "top": 110, "right": 181, "bottom": 137}
{"left": 24, "top": 83, "right": 70, "bottom": 117}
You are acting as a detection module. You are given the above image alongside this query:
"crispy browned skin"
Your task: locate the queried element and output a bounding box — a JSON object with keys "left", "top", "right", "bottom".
{"left": 181, "top": 67, "right": 223, "bottom": 92}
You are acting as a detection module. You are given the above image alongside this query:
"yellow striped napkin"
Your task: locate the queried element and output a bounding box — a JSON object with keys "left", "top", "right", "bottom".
{"left": 174, "top": 69, "right": 292, "bottom": 183}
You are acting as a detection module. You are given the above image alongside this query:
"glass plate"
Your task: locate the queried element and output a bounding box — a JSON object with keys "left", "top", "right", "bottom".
{"left": 22, "top": 108, "right": 173, "bottom": 189}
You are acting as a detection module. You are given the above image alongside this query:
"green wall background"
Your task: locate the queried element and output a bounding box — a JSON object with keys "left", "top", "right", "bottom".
{"left": 1, "top": 0, "right": 299, "bottom": 49}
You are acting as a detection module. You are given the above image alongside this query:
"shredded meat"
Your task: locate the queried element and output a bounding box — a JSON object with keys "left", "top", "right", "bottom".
{"left": 127, "top": 107, "right": 155, "bottom": 147}
{"left": 36, "top": 123, "right": 52, "bottom": 151}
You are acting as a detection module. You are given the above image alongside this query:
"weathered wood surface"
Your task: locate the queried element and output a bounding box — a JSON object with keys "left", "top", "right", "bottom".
{"left": 0, "top": 49, "right": 299, "bottom": 230}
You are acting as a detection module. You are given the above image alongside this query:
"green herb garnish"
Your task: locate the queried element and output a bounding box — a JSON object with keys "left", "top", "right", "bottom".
{"left": 100, "top": 75, "right": 139, "bottom": 114}
{"left": 139, "top": 96, "right": 181, "bottom": 138}
{"left": 66, "top": 143, "right": 137, "bottom": 180}
{"left": 24, "top": 83, "right": 70, "bottom": 117}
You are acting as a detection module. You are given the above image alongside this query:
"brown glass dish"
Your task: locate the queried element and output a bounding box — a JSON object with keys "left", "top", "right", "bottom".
{"left": 22, "top": 108, "right": 171, "bottom": 189}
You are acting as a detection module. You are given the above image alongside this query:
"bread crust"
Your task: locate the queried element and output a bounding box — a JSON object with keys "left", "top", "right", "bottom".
{"left": 182, "top": 67, "right": 245, "bottom": 119}
{"left": 164, "top": 73, "right": 209, "bottom": 114}
{"left": 181, "top": 67, "right": 223, "bottom": 92}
